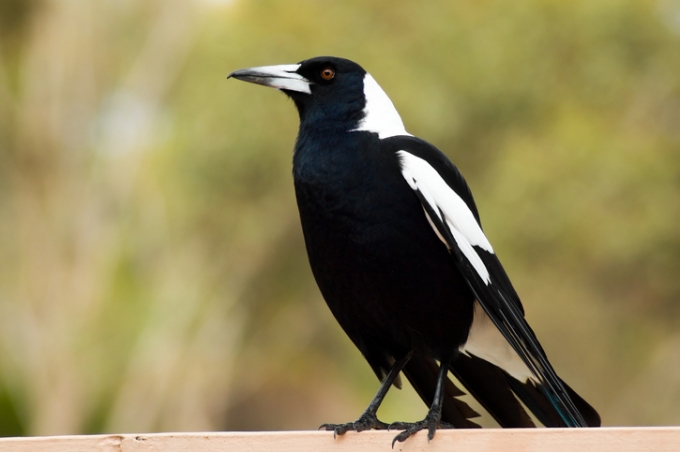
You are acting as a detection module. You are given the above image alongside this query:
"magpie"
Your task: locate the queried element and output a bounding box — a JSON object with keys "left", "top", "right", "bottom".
{"left": 228, "top": 56, "right": 600, "bottom": 444}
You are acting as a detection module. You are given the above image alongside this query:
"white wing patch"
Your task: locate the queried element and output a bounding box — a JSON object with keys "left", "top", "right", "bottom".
{"left": 351, "top": 74, "right": 413, "bottom": 139}
{"left": 397, "top": 151, "right": 493, "bottom": 284}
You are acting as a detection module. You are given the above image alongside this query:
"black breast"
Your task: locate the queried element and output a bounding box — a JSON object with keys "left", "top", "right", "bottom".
{"left": 293, "top": 129, "right": 475, "bottom": 362}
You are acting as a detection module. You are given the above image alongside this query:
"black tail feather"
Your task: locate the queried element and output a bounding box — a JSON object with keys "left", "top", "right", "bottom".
{"left": 450, "top": 353, "right": 535, "bottom": 427}
{"left": 402, "top": 355, "right": 481, "bottom": 428}
{"left": 562, "top": 379, "right": 601, "bottom": 427}
{"left": 504, "top": 373, "right": 601, "bottom": 428}
{"left": 505, "top": 375, "right": 567, "bottom": 427}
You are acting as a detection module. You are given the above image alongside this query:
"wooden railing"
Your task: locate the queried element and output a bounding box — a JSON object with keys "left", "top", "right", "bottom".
{"left": 0, "top": 428, "right": 678, "bottom": 451}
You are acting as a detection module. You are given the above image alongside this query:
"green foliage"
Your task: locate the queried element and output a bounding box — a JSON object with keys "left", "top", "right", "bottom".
{"left": 1, "top": 0, "right": 679, "bottom": 436}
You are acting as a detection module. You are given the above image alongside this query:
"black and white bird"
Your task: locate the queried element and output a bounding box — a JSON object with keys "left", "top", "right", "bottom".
{"left": 228, "top": 56, "right": 600, "bottom": 444}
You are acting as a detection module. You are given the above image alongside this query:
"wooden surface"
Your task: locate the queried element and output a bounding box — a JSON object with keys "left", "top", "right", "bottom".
{"left": 0, "top": 428, "right": 678, "bottom": 452}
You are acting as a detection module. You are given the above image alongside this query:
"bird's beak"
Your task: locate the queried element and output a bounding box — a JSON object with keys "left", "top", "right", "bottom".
{"left": 228, "top": 64, "right": 312, "bottom": 94}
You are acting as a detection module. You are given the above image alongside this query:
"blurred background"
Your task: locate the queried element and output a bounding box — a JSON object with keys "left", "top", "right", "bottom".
{"left": 1, "top": 0, "right": 679, "bottom": 437}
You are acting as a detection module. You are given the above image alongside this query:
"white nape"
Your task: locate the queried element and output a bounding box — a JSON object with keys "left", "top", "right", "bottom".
{"left": 461, "top": 302, "right": 536, "bottom": 383}
{"left": 397, "top": 151, "right": 493, "bottom": 284}
{"left": 352, "top": 74, "right": 412, "bottom": 139}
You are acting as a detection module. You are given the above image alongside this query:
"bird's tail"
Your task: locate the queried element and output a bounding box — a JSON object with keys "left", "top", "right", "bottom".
{"left": 451, "top": 353, "right": 600, "bottom": 428}
{"left": 449, "top": 353, "right": 536, "bottom": 427}
{"left": 404, "top": 353, "right": 599, "bottom": 428}
{"left": 402, "top": 355, "right": 481, "bottom": 428}
{"left": 504, "top": 372, "right": 601, "bottom": 427}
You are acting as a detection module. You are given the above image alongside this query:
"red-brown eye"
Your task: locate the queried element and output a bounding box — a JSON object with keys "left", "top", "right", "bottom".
{"left": 320, "top": 67, "right": 335, "bottom": 80}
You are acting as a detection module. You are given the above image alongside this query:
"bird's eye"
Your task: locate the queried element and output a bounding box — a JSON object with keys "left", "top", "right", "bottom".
{"left": 320, "top": 67, "right": 335, "bottom": 80}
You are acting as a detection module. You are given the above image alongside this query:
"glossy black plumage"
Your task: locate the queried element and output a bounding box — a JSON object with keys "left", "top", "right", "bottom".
{"left": 229, "top": 56, "right": 600, "bottom": 442}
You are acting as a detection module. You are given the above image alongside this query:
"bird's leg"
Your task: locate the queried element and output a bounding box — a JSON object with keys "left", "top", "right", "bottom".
{"left": 389, "top": 358, "right": 452, "bottom": 445}
{"left": 320, "top": 353, "right": 412, "bottom": 437}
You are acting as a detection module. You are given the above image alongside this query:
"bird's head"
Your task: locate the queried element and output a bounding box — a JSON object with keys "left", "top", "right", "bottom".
{"left": 228, "top": 56, "right": 408, "bottom": 138}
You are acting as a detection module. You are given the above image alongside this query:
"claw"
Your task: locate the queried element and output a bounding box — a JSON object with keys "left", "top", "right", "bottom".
{"left": 320, "top": 411, "right": 389, "bottom": 438}
{"left": 389, "top": 414, "right": 453, "bottom": 447}
{"left": 392, "top": 430, "right": 413, "bottom": 448}
{"left": 320, "top": 423, "right": 341, "bottom": 438}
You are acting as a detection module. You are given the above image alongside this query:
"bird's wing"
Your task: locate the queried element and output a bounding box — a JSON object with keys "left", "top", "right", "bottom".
{"left": 384, "top": 136, "right": 593, "bottom": 428}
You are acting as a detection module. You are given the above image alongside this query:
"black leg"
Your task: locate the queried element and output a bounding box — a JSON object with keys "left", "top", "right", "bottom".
{"left": 390, "top": 358, "right": 452, "bottom": 446}
{"left": 320, "top": 353, "right": 412, "bottom": 437}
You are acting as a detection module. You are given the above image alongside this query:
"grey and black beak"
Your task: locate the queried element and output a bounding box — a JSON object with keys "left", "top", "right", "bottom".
{"left": 228, "top": 64, "right": 312, "bottom": 94}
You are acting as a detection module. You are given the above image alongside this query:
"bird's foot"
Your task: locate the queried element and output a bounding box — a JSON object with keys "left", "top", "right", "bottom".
{"left": 389, "top": 413, "right": 453, "bottom": 446}
{"left": 320, "top": 411, "right": 389, "bottom": 438}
